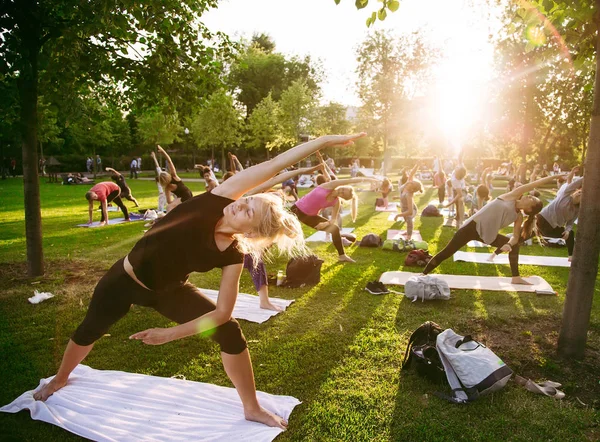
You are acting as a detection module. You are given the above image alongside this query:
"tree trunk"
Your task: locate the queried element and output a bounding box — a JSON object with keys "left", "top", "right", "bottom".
{"left": 18, "top": 48, "right": 44, "bottom": 277}
{"left": 558, "top": 4, "right": 600, "bottom": 359}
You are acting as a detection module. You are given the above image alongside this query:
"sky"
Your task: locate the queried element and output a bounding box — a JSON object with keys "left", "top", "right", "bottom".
{"left": 202, "top": 0, "right": 507, "bottom": 108}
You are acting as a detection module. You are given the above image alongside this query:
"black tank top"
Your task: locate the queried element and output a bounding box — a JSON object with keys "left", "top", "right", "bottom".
{"left": 128, "top": 192, "right": 243, "bottom": 291}
{"left": 111, "top": 174, "right": 129, "bottom": 191}
{"left": 172, "top": 178, "right": 193, "bottom": 202}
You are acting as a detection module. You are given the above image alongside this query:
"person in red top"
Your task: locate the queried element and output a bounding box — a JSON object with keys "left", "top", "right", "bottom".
{"left": 85, "top": 181, "right": 130, "bottom": 226}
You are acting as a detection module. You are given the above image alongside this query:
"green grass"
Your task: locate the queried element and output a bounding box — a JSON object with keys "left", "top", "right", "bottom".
{"left": 0, "top": 176, "right": 599, "bottom": 441}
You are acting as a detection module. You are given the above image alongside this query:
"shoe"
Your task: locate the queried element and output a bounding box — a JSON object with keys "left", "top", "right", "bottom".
{"left": 342, "top": 238, "right": 352, "bottom": 247}
{"left": 376, "top": 281, "right": 390, "bottom": 294}
{"left": 365, "top": 281, "right": 384, "bottom": 294}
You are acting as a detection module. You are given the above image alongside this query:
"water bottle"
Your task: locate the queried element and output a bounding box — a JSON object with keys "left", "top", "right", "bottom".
{"left": 277, "top": 270, "right": 284, "bottom": 286}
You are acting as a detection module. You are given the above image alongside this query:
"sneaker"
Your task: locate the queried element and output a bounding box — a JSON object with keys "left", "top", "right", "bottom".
{"left": 365, "top": 281, "right": 384, "bottom": 295}
{"left": 342, "top": 238, "right": 352, "bottom": 247}
{"left": 376, "top": 281, "right": 390, "bottom": 294}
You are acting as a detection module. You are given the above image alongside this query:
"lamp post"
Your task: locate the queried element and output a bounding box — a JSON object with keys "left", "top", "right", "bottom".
{"left": 184, "top": 127, "right": 194, "bottom": 168}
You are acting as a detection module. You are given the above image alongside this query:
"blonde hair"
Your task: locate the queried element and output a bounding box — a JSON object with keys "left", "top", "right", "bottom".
{"left": 336, "top": 185, "right": 359, "bottom": 222}
{"left": 159, "top": 172, "right": 172, "bottom": 188}
{"left": 235, "top": 191, "right": 308, "bottom": 265}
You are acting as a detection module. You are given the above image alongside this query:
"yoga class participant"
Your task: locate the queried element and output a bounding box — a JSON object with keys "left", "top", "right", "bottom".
{"left": 85, "top": 181, "right": 130, "bottom": 226}
{"left": 34, "top": 134, "right": 364, "bottom": 430}
{"left": 150, "top": 151, "right": 167, "bottom": 212}
{"left": 291, "top": 176, "right": 378, "bottom": 263}
{"left": 156, "top": 145, "right": 193, "bottom": 204}
{"left": 423, "top": 174, "right": 567, "bottom": 284}
{"left": 105, "top": 167, "right": 140, "bottom": 207}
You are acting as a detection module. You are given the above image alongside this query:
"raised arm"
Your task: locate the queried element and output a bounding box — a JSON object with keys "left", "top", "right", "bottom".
{"left": 319, "top": 176, "right": 379, "bottom": 190}
{"left": 231, "top": 154, "right": 244, "bottom": 172}
{"left": 157, "top": 145, "right": 178, "bottom": 179}
{"left": 566, "top": 166, "right": 580, "bottom": 185}
{"left": 407, "top": 162, "right": 420, "bottom": 181}
{"left": 105, "top": 167, "right": 118, "bottom": 175}
{"left": 316, "top": 151, "right": 331, "bottom": 182}
{"left": 247, "top": 165, "right": 322, "bottom": 195}
{"left": 500, "top": 173, "right": 567, "bottom": 201}
{"left": 150, "top": 151, "right": 161, "bottom": 170}
{"left": 480, "top": 167, "right": 491, "bottom": 186}
{"left": 529, "top": 164, "right": 541, "bottom": 183}
{"left": 213, "top": 134, "right": 365, "bottom": 200}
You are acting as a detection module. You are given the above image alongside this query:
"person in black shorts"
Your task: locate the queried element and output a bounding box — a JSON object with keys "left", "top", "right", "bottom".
{"left": 156, "top": 144, "right": 193, "bottom": 205}
{"left": 33, "top": 133, "right": 367, "bottom": 429}
{"left": 105, "top": 167, "right": 139, "bottom": 207}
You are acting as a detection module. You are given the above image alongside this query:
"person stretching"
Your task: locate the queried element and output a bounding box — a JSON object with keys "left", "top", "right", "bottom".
{"left": 105, "top": 167, "right": 140, "bottom": 207}
{"left": 85, "top": 181, "right": 130, "bottom": 226}
{"left": 150, "top": 151, "right": 167, "bottom": 213}
{"left": 423, "top": 174, "right": 567, "bottom": 284}
{"left": 536, "top": 170, "right": 582, "bottom": 261}
{"left": 156, "top": 145, "right": 193, "bottom": 204}
{"left": 33, "top": 133, "right": 366, "bottom": 431}
{"left": 394, "top": 164, "right": 422, "bottom": 240}
{"left": 291, "top": 176, "right": 378, "bottom": 263}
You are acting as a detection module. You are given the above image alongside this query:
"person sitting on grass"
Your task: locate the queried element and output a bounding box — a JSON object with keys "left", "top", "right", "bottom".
{"left": 85, "top": 181, "right": 130, "bottom": 226}
{"left": 33, "top": 133, "right": 366, "bottom": 432}
{"left": 423, "top": 173, "right": 567, "bottom": 284}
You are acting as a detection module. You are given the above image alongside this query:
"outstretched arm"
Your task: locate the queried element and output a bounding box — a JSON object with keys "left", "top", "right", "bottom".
{"left": 247, "top": 165, "right": 322, "bottom": 195}
{"left": 150, "top": 151, "right": 161, "bottom": 170}
{"left": 566, "top": 166, "right": 580, "bottom": 184}
{"left": 500, "top": 173, "right": 567, "bottom": 201}
{"left": 407, "top": 162, "right": 420, "bottom": 181}
{"left": 316, "top": 151, "right": 332, "bottom": 182}
{"left": 213, "top": 134, "right": 365, "bottom": 200}
{"left": 157, "top": 145, "right": 178, "bottom": 179}
{"left": 105, "top": 167, "right": 118, "bottom": 175}
{"left": 319, "top": 176, "right": 379, "bottom": 190}
{"left": 231, "top": 154, "right": 244, "bottom": 172}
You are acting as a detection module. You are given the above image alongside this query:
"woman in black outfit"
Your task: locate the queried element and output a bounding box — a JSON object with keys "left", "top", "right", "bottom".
{"left": 156, "top": 144, "right": 194, "bottom": 204}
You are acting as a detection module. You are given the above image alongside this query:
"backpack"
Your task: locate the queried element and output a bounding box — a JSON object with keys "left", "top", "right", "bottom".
{"left": 359, "top": 233, "right": 382, "bottom": 247}
{"left": 402, "top": 321, "right": 446, "bottom": 384}
{"left": 404, "top": 275, "right": 450, "bottom": 302}
{"left": 435, "top": 329, "right": 513, "bottom": 404}
{"left": 283, "top": 255, "right": 324, "bottom": 288}
{"left": 404, "top": 249, "right": 433, "bottom": 267}
{"left": 421, "top": 204, "right": 443, "bottom": 217}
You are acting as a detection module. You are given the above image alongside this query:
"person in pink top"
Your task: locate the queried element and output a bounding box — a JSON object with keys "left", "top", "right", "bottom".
{"left": 291, "top": 176, "right": 380, "bottom": 262}
{"left": 85, "top": 181, "right": 130, "bottom": 226}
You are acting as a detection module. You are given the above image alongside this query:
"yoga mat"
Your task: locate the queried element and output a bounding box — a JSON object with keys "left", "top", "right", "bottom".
{"left": 544, "top": 237, "right": 565, "bottom": 246}
{"left": 379, "top": 271, "right": 555, "bottom": 293}
{"left": 428, "top": 201, "right": 452, "bottom": 216}
{"left": 387, "top": 230, "right": 422, "bottom": 241}
{"left": 388, "top": 213, "right": 402, "bottom": 222}
{"left": 201, "top": 289, "right": 294, "bottom": 323}
{"left": 96, "top": 206, "right": 119, "bottom": 212}
{"left": 443, "top": 217, "right": 455, "bottom": 228}
{"left": 467, "top": 240, "right": 489, "bottom": 248}
{"left": 1, "top": 364, "right": 300, "bottom": 442}
{"left": 306, "top": 228, "right": 354, "bottom": 242}
{"left": 77, "top": 214, "right": 144, "bottom": 228}
{"left": 453, "top": 251, "right": 571, "bottom": 268}
{"left": 376, "top": 202, "right": 399, "bottom": 212}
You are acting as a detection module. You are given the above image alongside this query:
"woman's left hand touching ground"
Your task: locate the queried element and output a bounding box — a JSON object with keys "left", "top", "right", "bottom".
{"left": 130, "top": 328, "right": 174, "bottom": 345}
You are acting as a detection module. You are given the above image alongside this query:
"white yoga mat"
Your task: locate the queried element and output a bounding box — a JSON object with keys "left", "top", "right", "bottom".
{"left": 306, "top": 228, "right": 354, "bottom": 242}
{"left": 201, "top": 289, "right": 293, "bottom": 323}
{"left": 443, "top": 217, "right": 455, "bottom": 228}
{"left": 96, "top": 206, "right": 120, "bottom": 212}
{"left": 76, "top": 216, "right": 145, "bottom": 228}
{"left": 1, "top": 364, "right": 300, "bottom": 442}
{"left": 376, "top": 202, "right": 399, "bottom": 212}
{"left": 387, "top": 230, "right": 422, "bottom": 241}
{"left": 379, "top": 271, "right": 555, "bottom": 293}
{"left": 453, "top": 251, "right": 571, "bottom": 268}
{"left": 467, "top": 240, "right": 489, "bottom": 248}
{"left": 428, "top": 202, "right": 452, "bottom": 216}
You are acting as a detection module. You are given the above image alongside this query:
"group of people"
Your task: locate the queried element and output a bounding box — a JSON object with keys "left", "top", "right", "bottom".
{"left": 40, "top": 136, "right": 581, "bottom": 433}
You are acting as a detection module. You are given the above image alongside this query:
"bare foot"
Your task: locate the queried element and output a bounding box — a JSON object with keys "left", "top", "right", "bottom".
{"left": 568, "top": 256, "right": 572, "bottom": 262}
{"left": 33, "top": 377, "right": 67, "bottom": 401}
{"left": 338, "top": 254, "right": 356, "bottom": 263}
{"left": 511, "top": 276, "right": 533, "bottom": 285}
{"left": 259, "top": 300, "right": 283, "bottom": 312}
{"left": 245, "top": 406, "right": 288, "bottom": 429}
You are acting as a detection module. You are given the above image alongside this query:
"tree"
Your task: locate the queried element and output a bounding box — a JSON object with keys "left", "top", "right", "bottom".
{"left": 1, "top": 0, "right": 231, "bottom": 276}
{"left": 277, "top": 80, "right": 316, "bottom": 146}
{"left": 246, "top": 93, "right": 281, "bottom": 156}
{"left": 137, "top": 106, "right": 183, "bottom": 147}
{"left": 190, "top": 90, "right": 244, "bottom": 170}
{"left": 333, "top": 0, "right": 400, "bottom": 27}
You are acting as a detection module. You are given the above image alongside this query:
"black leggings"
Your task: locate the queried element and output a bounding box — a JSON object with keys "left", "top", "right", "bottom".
{"left": 438, "top": 186, "right": 445, "bottom": 205}
{"left": 536, "top": 215, "right": 575, "bottom": 256}
{"left": 101, "top": 190, "right": 129, "bottom": 222}
{"left": 72, "top": 258, "right": 247, "bottom": 354}
{"left": 423, "top": 221, "right": 521, "bottom": 276}
{"left": 291, "top": 204, "right": 345, "bottom": 256}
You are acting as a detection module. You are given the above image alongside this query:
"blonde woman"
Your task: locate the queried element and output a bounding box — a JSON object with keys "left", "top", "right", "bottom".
{"left": 156, "top": 145, "right": 193, "bottom": 203}
{"left": 33, "top": 134, "right": 364, "bottom": 430}
{"left": 291, "top": 177, "right": 378, "bottom": 263}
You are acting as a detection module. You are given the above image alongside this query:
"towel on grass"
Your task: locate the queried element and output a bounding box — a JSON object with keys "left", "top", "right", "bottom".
{"left": 453, "top": 251, "right": 570, "bottom": 268}
{"left": 1, "top": 364, "right": 300, "bottom": 442}
{"left": 379, "top": 271, "right": 555, "bottom": 293}
{"left": 306, "top": 228, "right": 354, "bottom": 242}
{"left": 77, "top": 214, "right": 144, "bottom": 228}
{"left": 200, "top": 289, "right": 293, "bottom": 323}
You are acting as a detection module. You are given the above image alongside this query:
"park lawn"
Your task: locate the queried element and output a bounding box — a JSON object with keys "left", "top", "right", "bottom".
{"left": 0, "top": 176, "right": 599, "bottom": 441}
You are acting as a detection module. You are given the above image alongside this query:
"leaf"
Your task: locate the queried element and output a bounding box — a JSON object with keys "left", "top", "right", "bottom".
{"left": 334, "top": 0, "right": 341, "bottom": 4}
{"left": 355, "top": 0, "right": 369, "bottom": 10}
{"left": 387, "top": 0, "right": 400, "bottom": 12}
{"left": 378, "top": 7, "right": 387, "bottom": 20}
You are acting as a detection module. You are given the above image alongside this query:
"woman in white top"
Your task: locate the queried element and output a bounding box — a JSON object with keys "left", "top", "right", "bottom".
{"left": 423, "top": 174, "right": 566, "bottom": 284}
